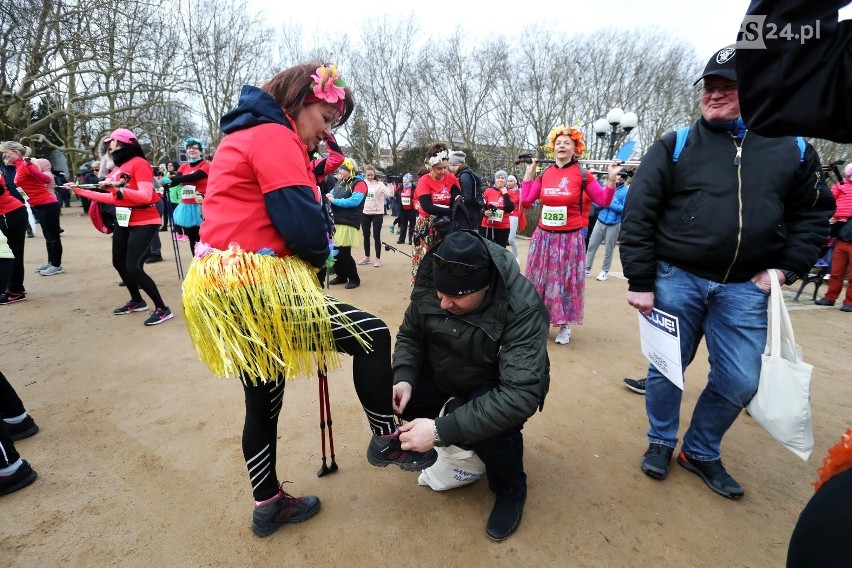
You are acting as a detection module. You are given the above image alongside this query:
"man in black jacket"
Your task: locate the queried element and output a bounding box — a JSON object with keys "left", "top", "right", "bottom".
{"left": 620, "top": 45, "right": 834, "bottom": 499}
{"left": 392, "top": 230, "right": 549, "bottom": 541}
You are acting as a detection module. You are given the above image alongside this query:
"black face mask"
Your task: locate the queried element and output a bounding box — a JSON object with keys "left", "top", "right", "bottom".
{"left": 110, "top": 146, "right": 135, "bottom": 166}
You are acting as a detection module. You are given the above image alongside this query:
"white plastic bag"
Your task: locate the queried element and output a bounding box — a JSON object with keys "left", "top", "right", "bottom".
{"left": 746, "top": 270, "right": 814, "bottom": 461}
{"left": 418, "top": 398, "right": 486, "bottom": 491}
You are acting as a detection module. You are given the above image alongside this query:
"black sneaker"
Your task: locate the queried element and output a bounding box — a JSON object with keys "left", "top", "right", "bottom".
{"left": 144, "top": 254, "right": 164, "bottom": 264}
{"left": 251, "top": 487, "right": 321, "bottom": 537}
{"left": 677, "top": 451, "right": 744, "bottom": 498}
{"left": 623, "top": 377, "right": 646, "bottom": 394}
{"left": 113, "top": 300, "right": 148, "bottom": 315}
{"left": 344, "top": 280, "right": 360, "bottom": 289}
{"left": 0, "top": 291, "right": 26, "bottom": 305}
{"left": 144, "top": 307, "right": 174, "bottom": 326}
{"left": 815, "top": 297, "right": 835, "bottom": 306}
{"left": 0, "top": 460, "right": 37, "bottom": 496}
{"left": 7, "top": 415, "right": 39, "bottom": 441}
{"left": 328, "top": 276, "right": 347, "bottom": 285}
{"left": 641, "top": 443, "right": 674, "bottom": 480}
{"left": 366, "top": 434, "right": 438, "bottom": 472}
{"left": 486, "top": 495, "right": 526, "bottom": 541}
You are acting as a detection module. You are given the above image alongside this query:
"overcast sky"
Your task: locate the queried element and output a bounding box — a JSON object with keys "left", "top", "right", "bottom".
{"left": 249, "top": 0, "right": 851, "bottom": 61}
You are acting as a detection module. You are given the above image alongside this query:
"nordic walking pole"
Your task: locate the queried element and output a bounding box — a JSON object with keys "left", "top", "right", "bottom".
{"left": 316, "top": 366, "right": 339, "bottom": 477}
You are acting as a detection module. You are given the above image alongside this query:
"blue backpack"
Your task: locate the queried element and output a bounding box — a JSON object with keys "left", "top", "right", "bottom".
{"left": 671, "top": 125, "right": 806, "bottom": 163}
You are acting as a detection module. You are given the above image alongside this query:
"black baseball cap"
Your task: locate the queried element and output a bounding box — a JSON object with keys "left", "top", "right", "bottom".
{"left": 693, "top": 45, "right": 737, "bottom": 86}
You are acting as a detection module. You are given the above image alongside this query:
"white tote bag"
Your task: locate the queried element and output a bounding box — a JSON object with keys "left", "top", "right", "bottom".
{"left": 746, "top": 270, "right": 814, "bottom": 461}
{"left": 418, "top": 398, "right": 486, "bottom": 491}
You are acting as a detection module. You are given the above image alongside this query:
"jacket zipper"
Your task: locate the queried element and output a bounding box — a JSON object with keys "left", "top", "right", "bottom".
{"left": 722, "top": 131, "right": 747, "bottom": 282}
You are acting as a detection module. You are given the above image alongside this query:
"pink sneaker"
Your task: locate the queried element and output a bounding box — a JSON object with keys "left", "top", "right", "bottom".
{"left": 178, "top": 234, "right": 189, "bottom": 241}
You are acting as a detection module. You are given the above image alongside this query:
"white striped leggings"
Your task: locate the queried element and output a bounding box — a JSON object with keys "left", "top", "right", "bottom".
{"left": 242, "top": 300, "right": 395, "bottom": 501}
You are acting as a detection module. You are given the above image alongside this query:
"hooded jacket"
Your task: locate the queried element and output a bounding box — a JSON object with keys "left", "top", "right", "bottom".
{"left": 393, "top": 231, "right": 550, "bottom": 446}
{"left": 620, "top": 117, "right": 834, "bottom": 292}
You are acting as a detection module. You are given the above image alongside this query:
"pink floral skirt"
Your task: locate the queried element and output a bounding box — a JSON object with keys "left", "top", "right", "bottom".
{"left": 525, "top": 227, "right": 586, "bottom": 326}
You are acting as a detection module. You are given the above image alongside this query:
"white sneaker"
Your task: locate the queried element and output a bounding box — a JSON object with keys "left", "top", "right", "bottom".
{"left": 357, "top": 257, "right": 372, "bottom": 265}
{"left": 585, "top": 269, "right": 591, "bottom": 278}
{"left": 596, "top": 271, "right": 609, "bottom": 281}
{"left": 35, "top": 262, "right": 50, "bottom": 273}
{"left": 39, "top": 264, "right": 65, "bottom": 276}
{"left": 555, "top": 327, "right": 571, "bottom": 345}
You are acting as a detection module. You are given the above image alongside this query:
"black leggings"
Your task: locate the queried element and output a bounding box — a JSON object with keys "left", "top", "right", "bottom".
{"left": 242, "top": 301, "right": 394, "bottom": 500}
{"left": 0, "top": 370, "right": 26, "bottom": 468}
{"left": 398, "top": 210, "right": 417, "bottom": 243}
{"left": 334, "top": 246, "right": 359, "bottom": 284}
{"left": 479, "top": 226, "right": 510, "bottom": 248}
{"left": 111, "top": 224, "right": 167, "bottom": 309}
{"left": 183, "top": 225, "right": 200, "bottom": 255}
{"left": 361, "top": 214, "right": 383, "bottom": 258}
{"left": 0, "top": 207, "right": 27, "bottom": 293}
{"left": 33, "top": 202, "right": 62, "bottom": 266}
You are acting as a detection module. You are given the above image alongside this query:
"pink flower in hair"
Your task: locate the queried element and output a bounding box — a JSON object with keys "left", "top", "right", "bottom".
{"left": 310, "top": 65, "right": 347, "bottom": 104}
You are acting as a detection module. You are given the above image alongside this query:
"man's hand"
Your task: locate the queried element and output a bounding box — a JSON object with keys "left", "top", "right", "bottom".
{"left": 398, "top": 418, "right": 435, "bottom": 452}
{"left": 751, "top": 269, "right": 785, "bottom": 293}
{"left": 627, "top": 291, "right": 655, "bottom": 316}
{"left": 392, "top": 381, "right": 412, "bottom": 415}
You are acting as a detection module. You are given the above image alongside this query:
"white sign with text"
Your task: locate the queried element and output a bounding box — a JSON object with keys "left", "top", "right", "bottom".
{"left": 638, "top": 308, "right": 684, "bottom": 390}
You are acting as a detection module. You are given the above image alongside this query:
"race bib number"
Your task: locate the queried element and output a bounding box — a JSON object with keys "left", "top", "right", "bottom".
{"left": 541, "top": 205, "right": 567, "bottom": 227}
{"left": 366, "top": 190, "right": 376, "bottom": 201}
{"left": 401, "top": 197, "right": 411, "bottom": 206}
{"left": 115, "top": 207, "right": 132, "bottom": 227}
{"left": 181, "top": 185, "right": 196, "bottom": 199}
{"left": 490, "top": 209, "right": 504, "bottom": 222}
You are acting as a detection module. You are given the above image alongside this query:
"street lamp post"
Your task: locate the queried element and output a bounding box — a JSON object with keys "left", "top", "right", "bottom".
{"left": 593, "top": 107, "right": 638, "bottom": 160}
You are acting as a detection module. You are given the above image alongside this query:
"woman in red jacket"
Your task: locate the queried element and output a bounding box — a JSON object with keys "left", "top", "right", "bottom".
{"left": 73, "top": 129, "right": 172, "bottom": 326}
{"left": 521, "top": 126, "right": 620, "bottom": 345}
{"left": 0, "top": 174, "right": 27, "bottom": 304}
{"left": 2, "top": 142, "right": 63, "bottom": 276}
{"left": 479, "top": 169, "right": 514, "bottom": 247}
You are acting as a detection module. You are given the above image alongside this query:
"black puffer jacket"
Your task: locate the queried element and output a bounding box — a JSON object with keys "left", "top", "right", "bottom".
{"left": 393, "top": 231, "right": 550, "bottom": 446}
{"left": 620, "top": 117, "right": 835, "bottom": 292}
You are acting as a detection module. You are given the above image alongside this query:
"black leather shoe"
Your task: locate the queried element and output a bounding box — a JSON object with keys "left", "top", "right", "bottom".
{"left": 486, "top": 496, "right": 525, "bottom": 541}
{"left": 344, "top": 280, "right": 360, "bottom": 289}
{"left": 328, "top": 277, "right": 347, "bottom": 285}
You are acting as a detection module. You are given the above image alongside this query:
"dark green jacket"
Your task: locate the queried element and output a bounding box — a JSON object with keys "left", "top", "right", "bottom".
{"left": 393, "top": 231, "right": 550, "bottom": 446}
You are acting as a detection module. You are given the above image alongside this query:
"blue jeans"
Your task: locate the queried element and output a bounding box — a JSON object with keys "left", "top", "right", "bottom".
{"left": 645, "top": 261, "right": 768, "bottom": 461}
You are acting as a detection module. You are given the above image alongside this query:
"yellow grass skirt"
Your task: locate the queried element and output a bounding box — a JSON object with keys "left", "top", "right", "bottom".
{"left": 182, "top": 245, "right": 366, "bottom": 385}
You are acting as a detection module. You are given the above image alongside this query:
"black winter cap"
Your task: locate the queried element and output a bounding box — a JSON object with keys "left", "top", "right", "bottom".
{"left": 432, "top": 231, "right": 493, "bottom": 296}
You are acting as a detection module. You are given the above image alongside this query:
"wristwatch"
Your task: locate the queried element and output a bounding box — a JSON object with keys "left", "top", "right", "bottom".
{"left": 781, "top": 270, "right": 799, "bottom": 286}
{"left": 433, "top": 421, "right": 446, "bottom": 448}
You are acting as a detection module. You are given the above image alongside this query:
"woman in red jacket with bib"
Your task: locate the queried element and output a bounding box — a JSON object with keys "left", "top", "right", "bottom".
{"left": 521, "top": 126, "right": 620, "bottom": 345}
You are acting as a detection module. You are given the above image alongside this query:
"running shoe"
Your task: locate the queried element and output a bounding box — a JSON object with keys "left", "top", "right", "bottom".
{"left": 367, "top": 434, "right": 437, "bottom": 472}
{"left": 596, "top": 271, "right": 609, "bottom": 281}
{"left": 7, "top": 415, "right": 39, "bottom": 441}
{"left": 144, "top": 307, "right": 174, "bottom": 326}
{"left": 0, "top": 291, "right": 26, "bottom": 305}
{"left": 113, "top": 300, "right": 149, "bottom": 315}
{"left": 554, "top": 327, "right": 571, "bottom": 345}
{"left": 34, "top": 262, "right": 50, "bottom": 273}
{"left": 251, "top": 486, "right": 321, "bottom": 537}
{"left": 38, "top": 265, "right": 65, "bottom": 276}
{"left": 0, "top": 460, "right": 37, "bottom": 496}
{"left": 357, "top": 257, "right": 372, "bottom": 265}
{"left": 374, "top": 259, "right": 383, "bottom": 268}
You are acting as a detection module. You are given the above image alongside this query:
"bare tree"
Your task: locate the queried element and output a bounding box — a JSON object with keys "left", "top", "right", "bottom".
{"left": 178, "top": 0, "right": 276, "bottom": 146}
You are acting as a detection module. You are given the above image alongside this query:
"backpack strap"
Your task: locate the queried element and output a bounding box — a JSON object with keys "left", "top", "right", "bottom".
{"left": 796, "top": 136, "right": 806, "bottom": 163}
{"left": 672, "top": 125, "right": 691, "bottom": 163}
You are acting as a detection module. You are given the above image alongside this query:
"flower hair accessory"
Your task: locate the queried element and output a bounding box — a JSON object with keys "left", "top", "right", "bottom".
{"left": 309, "top": 65, "right": 347, "bottom": 104}
{"left": 543, "top": 125, "right": 585, "bottom": 157}
{"left": 427, "top": 150, "right": 449, "bottom": 166}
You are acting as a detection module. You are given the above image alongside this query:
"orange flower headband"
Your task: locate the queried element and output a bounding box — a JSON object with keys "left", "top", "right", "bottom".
{"left": 543, "top": 125, "right": 586, "bottom": 157}
{"left": 814, "top": 427, "right": 852, "bottom": 491}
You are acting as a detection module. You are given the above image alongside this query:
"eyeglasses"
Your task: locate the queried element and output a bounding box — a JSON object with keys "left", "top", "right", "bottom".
{"left": 700, "top": 84, "right": 737, "bottom": 96}
{"left": 432, "top": 253, "right": 483, "bottom": 276}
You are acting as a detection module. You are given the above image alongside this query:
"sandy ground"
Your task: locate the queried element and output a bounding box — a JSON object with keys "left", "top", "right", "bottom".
{"left": 1, "top": 209, "right": 849, "bottom": 568}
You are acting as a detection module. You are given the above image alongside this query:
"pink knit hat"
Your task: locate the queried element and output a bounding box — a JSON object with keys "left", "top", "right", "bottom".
{"left": 845, "top": 163, "right": 852, "bottom": 178}
{"left": 104, "top": 128, "right": 137, "bottom": 145}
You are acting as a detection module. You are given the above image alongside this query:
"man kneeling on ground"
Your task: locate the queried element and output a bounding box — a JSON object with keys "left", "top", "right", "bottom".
{"left": 392, "top": 230, "right": 550, "bottom": 541}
